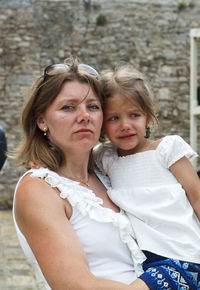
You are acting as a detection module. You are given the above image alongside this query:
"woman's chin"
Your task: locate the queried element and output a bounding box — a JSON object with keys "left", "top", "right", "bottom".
{"left": 78, "top": 139, "right": 98, "bottom": 150}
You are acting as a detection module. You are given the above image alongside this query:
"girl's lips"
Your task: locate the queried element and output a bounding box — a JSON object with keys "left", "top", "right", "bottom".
{"left": 118, "top": 134, "right": 135, "bottom": 140}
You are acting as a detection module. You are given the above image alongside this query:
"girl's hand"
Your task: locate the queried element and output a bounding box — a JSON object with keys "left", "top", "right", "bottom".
{"left": 170, "top": 156, "right": 200, "bottom": 221}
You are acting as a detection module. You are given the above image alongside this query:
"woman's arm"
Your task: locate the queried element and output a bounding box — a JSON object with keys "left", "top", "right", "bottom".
{"left": 170, "top": 156, "right": 200, "bottom": 220}
{"left": 15, "top": 175, "right": 148, "bottom": 290}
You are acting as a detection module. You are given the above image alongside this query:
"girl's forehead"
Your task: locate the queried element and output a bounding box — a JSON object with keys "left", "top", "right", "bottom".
{"left": 107, "top": 94, "right": 140, "bottom": 107}
{"left": 105, "top": 94, "right": 146, "bottom": 115}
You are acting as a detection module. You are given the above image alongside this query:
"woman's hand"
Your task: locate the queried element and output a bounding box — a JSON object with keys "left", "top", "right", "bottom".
{"left": 28, "top": 161, "right": 42, "bottom": 169}
{"left": 129, "top": 279, "right": 149, "bottom": 290}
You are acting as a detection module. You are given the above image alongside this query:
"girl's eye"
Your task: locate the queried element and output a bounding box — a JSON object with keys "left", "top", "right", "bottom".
{"left": 107, "top": 116, "right": 118, "bottom": 121}
{"left": 131, "top": 113, "right": 140, "bottom": 118}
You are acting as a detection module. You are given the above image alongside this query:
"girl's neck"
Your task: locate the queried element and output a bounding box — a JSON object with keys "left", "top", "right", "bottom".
{"left": 117, "top": 138, "right": 154, "bottom": 157}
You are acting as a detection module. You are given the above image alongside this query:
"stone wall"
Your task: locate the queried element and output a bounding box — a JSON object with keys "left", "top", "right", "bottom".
{"left": 1, "top": 0, "right": 200, "bottom": 208}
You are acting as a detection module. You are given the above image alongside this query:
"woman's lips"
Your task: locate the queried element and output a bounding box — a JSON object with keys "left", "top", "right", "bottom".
{"left": 75, "top": 129, "right": 93, "bottom": 135}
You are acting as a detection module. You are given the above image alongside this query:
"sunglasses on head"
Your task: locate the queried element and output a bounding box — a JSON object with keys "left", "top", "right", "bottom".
{"left": 43, "top": 63, "right": 99, "bottom": 81}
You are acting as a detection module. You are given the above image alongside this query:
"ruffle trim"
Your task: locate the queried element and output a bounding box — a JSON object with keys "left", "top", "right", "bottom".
{"left": 30, "top": 167, "right": 146, "bottom": 277}
{"left": 156, "top": 135, "right": 198, "bottom": 168}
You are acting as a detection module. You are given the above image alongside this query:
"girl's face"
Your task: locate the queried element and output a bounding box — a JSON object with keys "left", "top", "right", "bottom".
{"left": 104, "top": 94, "right": 148, "bottom": 156}
{"left": 37, "top": 80, "right": 103, "bottom": 155}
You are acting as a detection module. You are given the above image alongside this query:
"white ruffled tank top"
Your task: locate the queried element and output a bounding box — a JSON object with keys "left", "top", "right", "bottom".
{"left": 13, "top": 167, "right": 145, "bottom": 289}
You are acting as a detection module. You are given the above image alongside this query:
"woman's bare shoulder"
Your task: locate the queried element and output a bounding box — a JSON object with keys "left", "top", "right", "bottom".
{"left": 16, "top": 173, "right": 56, "bottom": 202}
{"left": 15, "top": 172, "right": 72, "bottom": 224}
{"left": 16, "top": 173, "right": 66, "bottom": 219}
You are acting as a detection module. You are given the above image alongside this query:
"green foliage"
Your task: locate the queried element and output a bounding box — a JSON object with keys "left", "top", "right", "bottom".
{"left": 177, "top": 1, "right": 195, "bottom": 10}
{"left": 96, "top": 14, "right": 107, "bottom": 26}
{"left": 188, "top": 2, "right": 195, "bottom": 8}
{"left": 178, "top": 1, "right": 187, "bottom": 10}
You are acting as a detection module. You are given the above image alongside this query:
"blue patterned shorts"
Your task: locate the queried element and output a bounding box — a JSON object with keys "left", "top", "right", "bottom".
{"left": 139, "top": 255, "right": 200, "bottom": 289}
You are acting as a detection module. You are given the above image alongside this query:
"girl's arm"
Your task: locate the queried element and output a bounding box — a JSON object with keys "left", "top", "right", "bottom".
{"left": 170, "top": 156, "right": 200, "bottom": 220}
{"left": 15, "top": 175, "right": 148, "bottom": 290}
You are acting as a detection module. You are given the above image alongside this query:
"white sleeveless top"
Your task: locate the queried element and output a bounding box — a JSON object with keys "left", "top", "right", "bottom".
{"left": 13, "top": 167, "right": 145, "bottom": 289}
{"left": 94, "top": 135, "right": 200, "bottom": 263}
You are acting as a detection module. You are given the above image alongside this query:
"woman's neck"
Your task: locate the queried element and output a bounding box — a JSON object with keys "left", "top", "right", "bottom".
{"left": 58, "top": 151, "right": 91, "bottom": 182}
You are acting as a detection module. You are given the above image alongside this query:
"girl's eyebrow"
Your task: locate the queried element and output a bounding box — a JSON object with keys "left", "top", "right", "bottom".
{"left": 104, "top": 111, "right": 118, "bottom": 116}
{"left": 127, "top": 106, "right": 143, "bottom": 113}
{"left": 104, "top": 108, "right": 143, "bottom": 117}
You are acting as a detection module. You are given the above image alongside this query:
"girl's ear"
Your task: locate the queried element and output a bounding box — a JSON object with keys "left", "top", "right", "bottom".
{"left": 36, "top": 115, "right": 47, "bottom": 132}
{"left": 99, "top": 124, "right": 106, "bottom": 142}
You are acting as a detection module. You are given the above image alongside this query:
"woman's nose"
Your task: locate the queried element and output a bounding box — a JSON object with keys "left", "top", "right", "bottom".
{"left": 77, "top": 108, "right": 90, "bottom": 123}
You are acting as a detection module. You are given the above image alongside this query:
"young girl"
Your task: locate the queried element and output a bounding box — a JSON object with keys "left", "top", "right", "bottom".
{"left": 94, "top": 65, "right": 200, "bottom": 289}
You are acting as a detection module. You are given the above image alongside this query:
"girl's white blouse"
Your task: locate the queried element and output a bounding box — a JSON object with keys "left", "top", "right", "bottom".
{"left": 13, "top": 168, "right": 145, "bottom": 289}
{"left": 94, "top": 135, "right": 200, "bottom": 263}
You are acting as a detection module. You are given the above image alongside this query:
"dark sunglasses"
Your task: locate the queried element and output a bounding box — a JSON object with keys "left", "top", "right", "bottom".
{"left": 44, "top": 63, "right": 99, "bottom": 80}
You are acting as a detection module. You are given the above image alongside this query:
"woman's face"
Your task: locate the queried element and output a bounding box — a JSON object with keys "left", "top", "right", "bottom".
{"left": 37, "top": 80, "right": 103, "bottom": 154}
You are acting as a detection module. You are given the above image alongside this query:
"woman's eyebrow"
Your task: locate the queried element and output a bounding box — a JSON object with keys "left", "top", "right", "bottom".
{"left": 56, "top": 97, "right": 101, "bottom": 106}
{"left": 86, "top": 96, "right": 100, "bottom": 102}
{"left": 57, "top": 98, "right": 77, "bottom": 104}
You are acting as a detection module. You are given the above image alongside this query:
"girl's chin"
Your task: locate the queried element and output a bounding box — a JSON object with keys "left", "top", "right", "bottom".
{"left": 117, "top": 146, "right": 137, "bottom": 156}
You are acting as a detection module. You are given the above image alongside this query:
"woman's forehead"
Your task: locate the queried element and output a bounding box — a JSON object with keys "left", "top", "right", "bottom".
{"left": 58, "top": 81, "right": 98, "bottom": 100}
{"left": 46, "top": 81, "right": 100, "bottom": 109}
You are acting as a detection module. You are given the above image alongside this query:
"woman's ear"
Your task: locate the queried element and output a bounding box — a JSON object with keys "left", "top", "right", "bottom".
{"left": 36, "top": 115, "right": 47, "bottom": 132}
{"left": 145, "top": 116, "right": 150, "bottom": 128}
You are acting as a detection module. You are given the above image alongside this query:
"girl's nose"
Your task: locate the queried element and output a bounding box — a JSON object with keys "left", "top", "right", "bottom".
{"left": 120, "top": 120, "right": 130, "bottom": 131}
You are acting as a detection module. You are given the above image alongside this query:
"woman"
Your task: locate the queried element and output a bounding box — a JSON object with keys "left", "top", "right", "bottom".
{"left": 12, "top": 58, "right": 147, "bottom": 289}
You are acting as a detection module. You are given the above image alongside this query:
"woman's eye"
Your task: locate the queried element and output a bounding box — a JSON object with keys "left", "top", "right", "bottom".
{"left": 88, "top": 104, "right": 100, "bottom": 110}
{"left": 61, "top": 105, "right": 74, "bottom": 110}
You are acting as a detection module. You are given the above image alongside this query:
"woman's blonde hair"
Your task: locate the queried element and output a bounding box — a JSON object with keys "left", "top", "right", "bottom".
{"left": 100, "top": 65, "right": 158, "bottom": 138}
{"left": 13, "top": 58, "right": 102, "bottom": 171}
